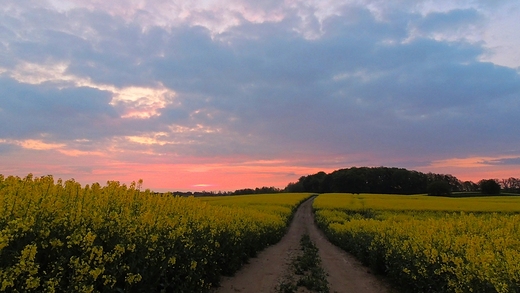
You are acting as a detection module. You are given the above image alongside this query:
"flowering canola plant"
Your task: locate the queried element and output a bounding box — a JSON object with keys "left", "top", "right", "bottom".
{"left": 313, "top": 193, "right": 520, "bottom": 293}
{"left": 0, "top": 174, "right": 310, "bottom": 292}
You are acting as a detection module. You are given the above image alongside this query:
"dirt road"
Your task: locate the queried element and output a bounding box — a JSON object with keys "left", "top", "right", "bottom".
{"left": 214, "top": 196, "right": 392, "bottom": 293}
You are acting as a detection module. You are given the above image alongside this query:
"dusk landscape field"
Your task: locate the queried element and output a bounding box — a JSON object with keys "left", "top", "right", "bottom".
{"left": 1, "top": 0, "right": 520, "bottom": 292}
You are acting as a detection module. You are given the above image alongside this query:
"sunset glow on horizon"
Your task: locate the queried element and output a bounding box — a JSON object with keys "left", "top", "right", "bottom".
{"left": 1, "top": 0, "right": 519, "bottom": 191}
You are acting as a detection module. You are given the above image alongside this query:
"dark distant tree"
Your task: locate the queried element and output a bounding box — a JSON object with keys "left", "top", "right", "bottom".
{"left": 321, "top": 173, "right": 333, "bottom": 193}
{"left": 500, "top": 177, "right": 520, "bottom": 193}
{"left": 461, "top": 181, "right": 478, "bottom": 192}
{"left": 285, "top": 180, "right": 305, "bottom": 192}
{"left": 427, "top": 181, "right": 452, "bottom": 196}
{"left": 443, "top": 174, "right": 463, "bottom": 192}
{"left": 425, "top": 173, "right": 462, "bottom": 192}
{"left": 233, "top": 186, "right": 281, "bottom": 195}
{"left": 286, "top": 166, "right": 462, "bottom": 195}
{"left": 391, "top": 168, "right": 408, "bottom": 193}
{"left": 479, "top": 179, "right": 501, "bottom": 195}
{"left": 329, "top": 169, "right": 350, "bottom": 192}
{"left": 301, "top": 171, "right": 327, "bottom": 193}
{"left": 233, "top": 188, "right": 255, "bottom": 195}
{"left": 255, "top": 186, "right": 281, "bottom": 194}
{"left": 346, "top": 173, "right": 367, "bottom": 194}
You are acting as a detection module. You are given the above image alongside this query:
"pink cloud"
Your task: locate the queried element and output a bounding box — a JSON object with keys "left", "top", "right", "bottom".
{"left": 419, "top": 155, "right": 520, "bottom": 182}
{"left": 2, "top": 144, "right": 520, "bottom": 191}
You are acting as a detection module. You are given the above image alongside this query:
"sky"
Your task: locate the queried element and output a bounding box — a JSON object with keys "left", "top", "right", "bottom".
{"left": 1, "top": 0, "right": 519, "bottom": 191}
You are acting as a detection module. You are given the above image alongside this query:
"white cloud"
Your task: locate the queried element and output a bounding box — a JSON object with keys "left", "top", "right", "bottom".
{"left": 6, "top": 60, "right": 176, "bottom": 119}
{"left": 110, "top": 86, "right": 176, "bottom": 118}
{"left": 126, "top": 132, "right": 169, "bottom": 145}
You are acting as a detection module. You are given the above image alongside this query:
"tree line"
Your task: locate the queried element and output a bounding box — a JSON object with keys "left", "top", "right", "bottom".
{"left": 172, "top": 186, "right": 282, "bottom": 197}
{"left": 284, "top": 166, "right": 520, "bottom": 196}
{"left": 168, "top": 167, "right": 519, "bottom": 196}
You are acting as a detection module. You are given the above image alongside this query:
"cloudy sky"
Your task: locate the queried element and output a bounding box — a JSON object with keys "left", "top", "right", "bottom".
{"left": 1, "top": 0, "right": 519, "bottom": 191}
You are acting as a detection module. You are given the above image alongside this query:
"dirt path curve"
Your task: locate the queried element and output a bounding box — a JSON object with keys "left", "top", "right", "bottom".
{"left": 214, "top": 196, "right": 392, "bottom": 293}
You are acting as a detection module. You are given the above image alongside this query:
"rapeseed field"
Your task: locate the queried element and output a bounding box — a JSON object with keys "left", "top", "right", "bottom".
{"left": 0, "top": 174, "right": 310, "bottom": 292}
{"left": 314, "top": 193, "right": 520, "bottom": 293}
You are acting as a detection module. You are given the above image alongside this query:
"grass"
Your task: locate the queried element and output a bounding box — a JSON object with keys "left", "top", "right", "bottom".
{"left": 277, "top": 234, "right": 329, "bottom": 293}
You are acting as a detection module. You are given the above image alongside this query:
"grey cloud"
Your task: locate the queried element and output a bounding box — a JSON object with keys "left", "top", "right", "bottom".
{"left": 485, "top": 157, "right": 520, "bottom": 165}
{"left": 0, "top": 77, "right": 119, "bottom": 140}
{"left": 0, "top": 143, "right": 16, "bottom": 154}
{"left": 1, "top": 2, "right": 519, "bottom": 167}
{"left": 151, "top": 8, "right": 519, "bottom": 160}
{"left": 415, "top": 9, "right": 483, "bottom": 33}
{"left": 1, "top": 7, "right": 162, "bottom": 88}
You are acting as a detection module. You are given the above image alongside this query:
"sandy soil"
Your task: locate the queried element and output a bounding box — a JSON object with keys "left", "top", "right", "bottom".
{"left": 214, "top": 196, "right": 393, "bottom": 293}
